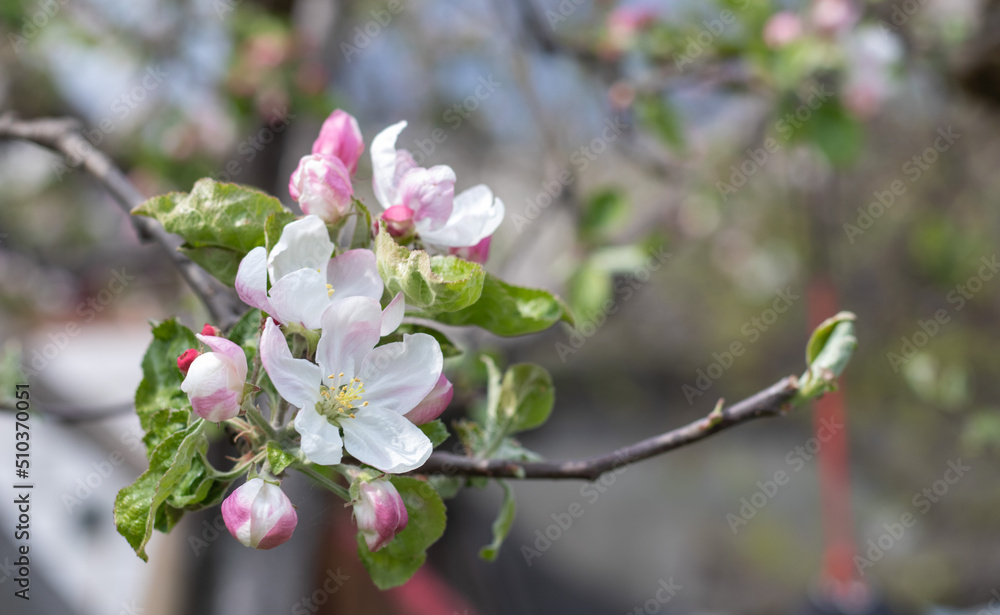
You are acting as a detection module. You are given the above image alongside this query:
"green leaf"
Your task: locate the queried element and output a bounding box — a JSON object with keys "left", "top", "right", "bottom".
{"left": 581, "top": 189, "right": 629, "bottom": 242}
{"left": 789, "top": 96, "right": 863, "bottom": 167}
{"left": 380, "top": 324, "right": 462, "bottom": 358}
{"left": 114, "top": 419, "right": 207, "bottom": 561}
{"left": 142, "top": 408, "right": 191, "bottom": 454}
{"left": 430, "top": 274, "right": 574, "bottom": 336}
{"left": 568, "top": 261, "right": 613, "bottom": 324}
{"left": 350, "top": 198, "right": 373, "bottom": 250}
{"left": 267, "top": 441, "right": 297, "bottom": 475}
{"left": 635, "top": 94, "right": 684, "bottom": 150}
{"left": 805, "top": 311, "right": 857, "bottom": 366}
{"left": 497, "top": 364, "right": 555, "bottom": 434}
{"left": 134, "top": 319, "right": 198, "bottom": 434}
{"left": 479, "top": 481, "right": 516, "bottom": 561}
{"left": 357, "top": 477, "right": 447, "bottom": 590}
{"left": 133, "top": 179, "right": 291, "bottom": 285}
{"left": 418, "top": 419, "right": 450, "bottom": 448}
{"left": 375, "top": 231, "right": 485, "bottom": 312}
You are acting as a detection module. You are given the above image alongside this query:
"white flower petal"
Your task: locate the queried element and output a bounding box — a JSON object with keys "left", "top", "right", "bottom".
{"left": 294, "top": 406, "right": 344, "bottom": 466}
{"left": 235, "top": 247, "right": 273, "bottom": 314}
{"left": 358, "top": 333, "right": 442, "bottom": 415}
{"left": 418, "top": 185, "right": 504, "bottom": 248}
{"left": 267, "top": 268, "right": 331, "bottom": 330}
{"left": 341, "top": 407, "right": 433, "bottom": 473}
{"left": 316, "top": 296, "right": 383, "bottom": 382}
{"left": 371, "top": 121, "right": 407, "bottom": 209}
{"left": 196, "top": 334, "right": 248, "bottom": 383}
{"left": 380, "top": 292, "right": 405, "bottom": 336}
{"left": 260, "top": 318, "right": 322, "bottom": 409}
{"left": 268, "top": 215, "right": 335, "bottom": 281}
{"left": 327, "top": 249, "right": 383, "bottom": 302}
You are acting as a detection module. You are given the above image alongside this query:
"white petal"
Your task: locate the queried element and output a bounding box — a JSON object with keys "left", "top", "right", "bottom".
{"left": 294, "top": 406, "right": 344, "bottom": 466}
{"left": 327, "top": 249, "right": 383, "bottom": 302}
{"left": 316, "top": 296, "right": 383, "bottom": 382}
{"left": 267, "top": 268, "right": 331, "bottom": 330}
{"left": 235, "top": 247, "right": 273, "bottom": 314}
{"left": 380, "top": 292, "right": 405, "bottom": 336}
{"left": 371, "top": 121, "right": 407, "bottom": 209}
{"left": 341, "top": 407, "right": 432, "bottom": 473}
{"left": 268, "top": 215, "right": 335, "bottom": 281}
{"left": 358, "top": 333, "right": 442, "bottom": 415}
{"left": 196, "top": 334, "right": 248, "bottom": 383}
{"left": 419, "top": 185, "right": 504, "bottom": 248}
{"left": 260, "top": 318, "right": 322, "bottom": 409}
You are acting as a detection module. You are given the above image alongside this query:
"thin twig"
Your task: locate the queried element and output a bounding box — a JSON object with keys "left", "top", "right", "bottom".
{"left": 415, "top": 376, "right": 800, "bottom": 481}
{"left": 0, "top": 113, "right": 245, "bottom": 329}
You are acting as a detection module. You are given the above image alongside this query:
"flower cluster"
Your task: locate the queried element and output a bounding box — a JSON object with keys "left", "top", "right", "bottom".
{"left": 175, "top": 109, "right": 497, "bottom": 552}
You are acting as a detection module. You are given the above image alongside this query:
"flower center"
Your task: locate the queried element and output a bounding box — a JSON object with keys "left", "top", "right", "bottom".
{"left": 315, "top": 374, "right": 368, "bottom": 422}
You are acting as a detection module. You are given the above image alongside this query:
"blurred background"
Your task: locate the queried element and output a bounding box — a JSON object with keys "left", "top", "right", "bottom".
{"left": 1, "top": 0, "right": 999, "bottom": 613}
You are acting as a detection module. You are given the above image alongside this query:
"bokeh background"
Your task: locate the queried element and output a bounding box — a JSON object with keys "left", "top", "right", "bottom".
{"left": 1, "top": 0, "right": 999, "bottom": 613}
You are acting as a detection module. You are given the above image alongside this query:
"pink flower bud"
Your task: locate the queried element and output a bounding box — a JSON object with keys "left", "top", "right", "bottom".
{"left": 180, "top": 334, "right": 248, "bottom": 422}
{"left": 201, "top": 323, "right": 222, "bottom": 337}
{"left": 382, "top": 204, "right": 415, "bottom": 237}
{"left": 404, "top": 373, "right": 453, "bottom": 425}
{"left": 222, "top": 478, "right": 298, "bottom": 550}
{"left": 763, "top": 12, "right": 803, "bottom": 48}
{"left": 448, "top": 236, "right": 492, "bottom": 264}
{"left": 353, "top": 479, "right": 408, "bottom": 552}
{"left": 177, "top": 348, "right": 200, "bottom": 376}
{"left": 289, "top": 154, "right": 354, "bottom": 224}
{"left": 312, "top": 109, "right": 364, "bottom": 174}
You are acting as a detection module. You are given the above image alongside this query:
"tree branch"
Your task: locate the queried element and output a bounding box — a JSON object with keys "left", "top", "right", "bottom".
{"left": 0, "top": 113, "right": 245, "bottom": 329}
{"left": 416, "top": 375, "right": 801, "bottom": 481}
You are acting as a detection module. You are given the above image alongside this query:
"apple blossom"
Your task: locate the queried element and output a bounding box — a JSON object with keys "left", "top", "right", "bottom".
{"left": 179, "top": 332, "right": 248, "bottom": 422}
{"left": 352, "top": 479, "right": 408, "bottom": 551}
{"left": 259, "top": 296, "right": 441, "bottom": 473}
{"left": 371, "top": 121, "right": 504, "bottom": 253}
{"left": 312, "top": 109, "right": 365, "bottom": 174}
{"left": 404, "top": 373, "right": 453, "bottom": 426}
{"left": 222, "top": 478, "right": 298, "bottom": 550}
{"left": 235, "top": 215, "right": 384, "bottom": 329}
{"left": 289, "top": 153, "right": 353, "bottom": 224}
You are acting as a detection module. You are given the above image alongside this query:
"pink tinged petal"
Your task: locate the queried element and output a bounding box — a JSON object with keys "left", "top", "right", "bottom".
{"left": 370, "top": 121, "right": 408, "bottom": 209}
{"left": 223, "top": 478, "right": 297, "bottom": 550}
{"left": 267, "top": 268, "right": 331, "bottom": 330}
{"left": 196, "top": 334, "right": 249, "bottom": 383}
{"left": 404, "top": 373, "right": 453, "bottom": 425}
{"left": 397, "top": 165, "right": 456, "bottom": 229}
{"left": 294, "top": 405, "right": 345, "bottom": 466}
{"left": 260, "top": 318, "right": 322, "bottom": 409}
{"left": 358, "top": 333, "right": 442, "bottom": 415}
{"left": 235, "top": 247, "right": 274, "bottom": 314}
{"left": 312, "top": 109, "right": 365, "bottom": 174}
{"left": 289, "top": 155, "right": 354, "bottom": 224}
{"left": 316, "top": 296, "right": 383, "bottom": 381}
{"left": 383, "top": 205, "right": 415, "bottom": 237}
{"left": 354, "top": 480, "right": 408, "bottom": 551}
{"left": 181, "top": 352, "right": 243, "bottom": 421}
{"left": 340, "top": 407, "right": 433, "bottom": 473}
{"left": 327, "top": 249, "right": 383, "bottom": 303}
{"left": 268, "top": 215, "right": 335, "bottom": 281}
{"left": 448, "top": 236, "right": 492, "bottom": 264}
{"left": 418, "top": 185, "right": 505, "bottom": 248}
{"left": 380, "top": 292, "right": 405, "bottom": 336}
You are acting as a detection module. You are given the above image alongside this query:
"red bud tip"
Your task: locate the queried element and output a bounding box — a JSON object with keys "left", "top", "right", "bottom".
{"left": 177, "top": 348, "right": 201, "bottom": 375}
{"left": 201, "top": 323, "right": 221, "bottom": 337}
